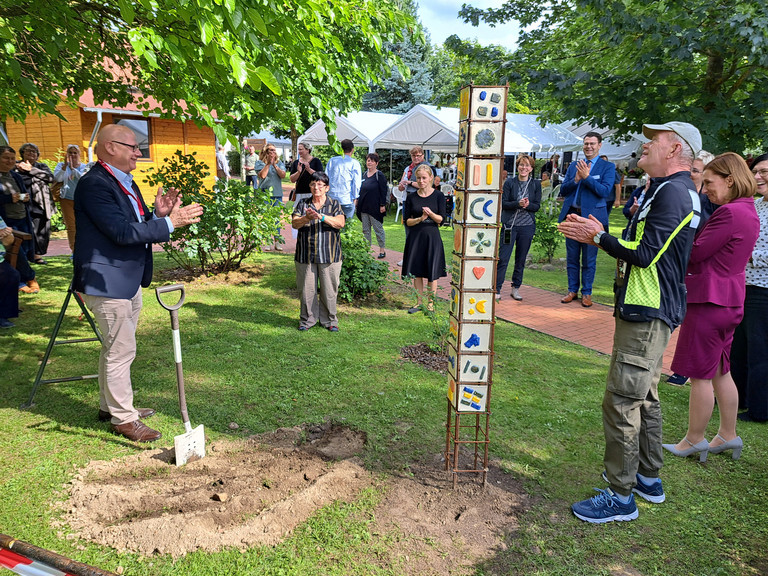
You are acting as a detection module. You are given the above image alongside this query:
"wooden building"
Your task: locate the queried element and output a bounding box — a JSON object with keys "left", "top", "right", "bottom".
{"left": 4, "top": 90, "right": 217, "bottom": 192}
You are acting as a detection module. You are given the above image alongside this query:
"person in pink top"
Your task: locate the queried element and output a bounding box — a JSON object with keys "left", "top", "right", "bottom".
{"left": 663, "top": 153, "right": 760, "bottom": 462}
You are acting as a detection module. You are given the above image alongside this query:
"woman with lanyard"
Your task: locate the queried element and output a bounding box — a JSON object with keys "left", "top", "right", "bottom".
{"left": 495, "top": 154, "right": 541, "bottom": 301}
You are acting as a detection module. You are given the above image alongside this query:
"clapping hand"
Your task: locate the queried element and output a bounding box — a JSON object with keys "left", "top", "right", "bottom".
{"left": 557, "top": 213, "right": 604, "bottom": 245}
{"left": 575, "top": 160, "right": 590, "bottom": 182}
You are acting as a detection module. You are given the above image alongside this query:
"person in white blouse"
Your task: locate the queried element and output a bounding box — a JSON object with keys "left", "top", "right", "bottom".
{"left": 54, "top": 145, "right": 89, "bottom": 253}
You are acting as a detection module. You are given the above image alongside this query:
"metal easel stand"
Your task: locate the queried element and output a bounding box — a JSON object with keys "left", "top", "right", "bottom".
{"left": 21, "top": 281, "right": 102, "bottom": 409}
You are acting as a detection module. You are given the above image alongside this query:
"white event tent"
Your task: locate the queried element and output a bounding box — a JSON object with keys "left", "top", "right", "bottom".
{"left": 298, "top": 110, "right": 403, "bottom": 150}
{"left": 299, "top": 105, "right": 584, "bottom": 155}
{"left": 562, "top": 122, "right": 645, "bottom": 164}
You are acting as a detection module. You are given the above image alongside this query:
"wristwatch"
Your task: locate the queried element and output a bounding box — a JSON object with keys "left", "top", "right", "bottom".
{"left": 593, "top": 230, "right": 605, "bottom": 245}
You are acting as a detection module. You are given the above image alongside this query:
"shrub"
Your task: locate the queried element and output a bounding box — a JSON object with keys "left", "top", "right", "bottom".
{"left": 144, "top": 151, "right": 290, "bottom": 274}
{"left": 227, "top": 149, "right": 241, "bottom": 177}
{"left": 532, "top": 198, "right": 563, "bottom": 263}
{"left": 338, "top": 224, "right": 390, "bottom": 302}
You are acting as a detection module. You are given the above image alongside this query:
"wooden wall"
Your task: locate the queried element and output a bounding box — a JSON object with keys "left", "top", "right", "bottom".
{"left": 6, "top": 104, "right": 217, "bottom": 196}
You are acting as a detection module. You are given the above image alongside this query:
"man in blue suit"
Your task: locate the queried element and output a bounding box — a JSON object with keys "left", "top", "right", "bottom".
{"left": 74, "top": 124, "right": 203, "bottom": 442}
{"left": 558, "top": 132, "right": 615, "bottom": 307}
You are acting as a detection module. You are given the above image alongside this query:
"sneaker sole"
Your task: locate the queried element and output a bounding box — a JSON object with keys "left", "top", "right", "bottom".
{"left": 601, "top": 471, "right": 665, "bottom": 503}
{"left": 572, "top": 508, "right": 639, "bottom": 523}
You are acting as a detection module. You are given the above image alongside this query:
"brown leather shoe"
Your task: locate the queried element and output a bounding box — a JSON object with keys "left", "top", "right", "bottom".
{"left": 99, "top": 408, "right": 156, "bottom": 422}
{"left": 581, "top": 295, "right": 593, "bottom": 307}
{"left": 112, "top": 420, "right": 162, "bottom": 442}
{"left": 19, "top": 280, "right": 40, "bottom": 294}
{"left": 561, "top": 292, "right": 578, "bottom": 303}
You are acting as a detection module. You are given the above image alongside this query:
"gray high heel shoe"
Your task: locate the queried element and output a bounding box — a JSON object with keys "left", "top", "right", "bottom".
{"left": 662, "top": 437, "right": 709, "bottom": 463}
{"left": 707, "top": 434, "right": 743, "bottom": 460}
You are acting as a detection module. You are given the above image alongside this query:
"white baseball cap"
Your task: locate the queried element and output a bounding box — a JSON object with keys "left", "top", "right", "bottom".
{"left": 642, "top": 122, "right": 702, "bottom": 156}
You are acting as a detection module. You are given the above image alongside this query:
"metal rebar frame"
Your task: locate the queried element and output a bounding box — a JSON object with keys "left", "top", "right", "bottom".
{"left": 445, "top": 84, "right": 508, "bottom": 487}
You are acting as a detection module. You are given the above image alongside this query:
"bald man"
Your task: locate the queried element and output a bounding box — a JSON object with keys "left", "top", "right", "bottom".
{"left": 73, "top": 124, "right": 203, "bottom": 442}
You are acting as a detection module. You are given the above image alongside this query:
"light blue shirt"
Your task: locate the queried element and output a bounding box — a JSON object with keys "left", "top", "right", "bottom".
{"left": 325, "top": 154, "right": 361, "bottom": 205}
{"left": 105, "top": 163, "right": 173, "bottom": 234}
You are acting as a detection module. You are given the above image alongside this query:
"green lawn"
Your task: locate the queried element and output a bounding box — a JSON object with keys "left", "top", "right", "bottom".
{"left": 1, "top": 254, "right": 766, "bottom": 575}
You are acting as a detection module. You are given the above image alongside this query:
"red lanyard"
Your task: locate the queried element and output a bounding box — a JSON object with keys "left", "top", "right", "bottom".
{"left": 98, "top": 160, "right": 144, "bottom": 216}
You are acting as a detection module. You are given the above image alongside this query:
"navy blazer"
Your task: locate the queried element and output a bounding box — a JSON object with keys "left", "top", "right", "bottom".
{"left": 558, "top": 156, "right": 615, "bottom": 225}
{"left": 73, "top": 163, "right": 171, "bottom": 299}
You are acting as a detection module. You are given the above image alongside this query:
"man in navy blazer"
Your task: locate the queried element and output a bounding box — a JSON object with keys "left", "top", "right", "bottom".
{"left": 74, "top": 124, "right": 202, "bottom": 442}
{"left": 558, "top": 132, "right": 615, "bottom": 307}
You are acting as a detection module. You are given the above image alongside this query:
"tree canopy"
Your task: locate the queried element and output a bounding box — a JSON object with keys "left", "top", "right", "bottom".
{"left": 460, "top": 0, "right": 768, "bottom": 152}
{"left": 0, "top": 0, "right": 414, "bottom": 142}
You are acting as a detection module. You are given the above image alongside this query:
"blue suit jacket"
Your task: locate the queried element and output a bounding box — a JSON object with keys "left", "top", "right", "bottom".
{"left": 558, "top": 157, "right": 615, "bottom": 225}
{"left": 73, "top": 163, "right": 171, "bottom": 299}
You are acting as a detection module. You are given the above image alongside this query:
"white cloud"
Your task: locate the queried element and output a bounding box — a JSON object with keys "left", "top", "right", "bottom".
{"left": 417, "top": 0, "right": 520, "bottom": 51}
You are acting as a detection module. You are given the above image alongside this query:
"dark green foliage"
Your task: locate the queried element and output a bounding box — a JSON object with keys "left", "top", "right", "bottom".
{"left": 227, "top": 149, "right": 241, "bottom": 177}
{"left": 145, "top": 151, "right": 289, "bottom": 274}
{"left": 532, "top": 198, "right": 563, "bottom": 263}
{"left": 460, "top": 0, "right": 768, "bottom": 152}
{"left": 338, "top": 226, "right": 391, "bottom": 302}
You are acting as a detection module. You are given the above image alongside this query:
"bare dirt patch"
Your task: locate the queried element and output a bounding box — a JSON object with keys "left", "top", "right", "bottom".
{"left": 59, "top": 422, "right": 527, "bottom": 574}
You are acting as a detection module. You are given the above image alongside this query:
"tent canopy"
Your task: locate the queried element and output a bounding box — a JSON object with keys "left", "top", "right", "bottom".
{"left": 372, "top": 105, "right": 459, "bottom": 152}
{"left": 299, "top": 105, "right": 586, "bottom": 155}
{"left": 561, "top": 122, "right": 644, "bottom": 163}
{"left": 299, "top": 111, "right": 402, "bottom": 150}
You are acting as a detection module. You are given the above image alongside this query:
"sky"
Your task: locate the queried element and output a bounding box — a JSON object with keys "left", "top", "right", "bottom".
{"left": 417, "top": 0, "right": 520, "bottom": 51}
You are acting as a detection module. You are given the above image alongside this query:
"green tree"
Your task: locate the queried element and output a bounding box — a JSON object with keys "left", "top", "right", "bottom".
{"left": 0, "top": 0, "right": 414, "bottom": 143}
{"left": 459, "top": 0, "right": 768, "bottom": 151}
{"left": 429, "top": 36, "right": 541, "bottom": 113}
{"left": 362, "top": 1, "right": 432, "bottom": 114}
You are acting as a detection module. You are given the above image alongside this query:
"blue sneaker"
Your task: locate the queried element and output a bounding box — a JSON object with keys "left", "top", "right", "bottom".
{"left": 601, "top": 471, "right": 665, "bottom": 503}
{"left": 572, "top": 488, "right": 638, "bottom": 523}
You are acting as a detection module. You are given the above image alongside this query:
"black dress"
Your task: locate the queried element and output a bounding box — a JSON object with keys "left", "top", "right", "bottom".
{"left": 401, "top": 190, "right": 447, "bottom": 281}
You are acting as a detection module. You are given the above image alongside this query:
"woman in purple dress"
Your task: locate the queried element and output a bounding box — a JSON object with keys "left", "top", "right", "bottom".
{"left": 663, "top": 153, "right": 760, "bottom": 462}
{"left": 401, "top": 164, "right": 446, "bottom": 313}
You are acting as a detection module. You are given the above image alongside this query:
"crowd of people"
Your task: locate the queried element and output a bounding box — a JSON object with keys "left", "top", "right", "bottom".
{"left": 2, "top": 126, "right": 766, "bottom": 520}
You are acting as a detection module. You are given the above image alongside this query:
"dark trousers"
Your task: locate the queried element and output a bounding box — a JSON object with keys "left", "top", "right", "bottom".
{"left": 29, "top": 203, "right": 50, "bottom": 256}
{"left": 0, "top": 259, "right": 20, "bottom": 319}
{"left": 731, "top": 285, "right": 768, "bottom": 420}
{"left": 565, "top": 237, "right": 599, "bottom": 295}
{"left": 496, "top": 224, "right": 535, "bottom": 293}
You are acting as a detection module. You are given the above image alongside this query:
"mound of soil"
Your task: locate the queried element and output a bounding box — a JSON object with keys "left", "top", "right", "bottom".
{"left": 58, "top": 422, "right": 526, "bottom": 574}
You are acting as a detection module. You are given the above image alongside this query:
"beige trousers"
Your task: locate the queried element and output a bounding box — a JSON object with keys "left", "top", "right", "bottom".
{"left": 59, "top": 198, "right": 76, "bottom": 252}
{"left": 81, "top": 288, "right": 143, "bottom": 424}
{"left": 296, "top": 260, "right": 341, "bottom": 329}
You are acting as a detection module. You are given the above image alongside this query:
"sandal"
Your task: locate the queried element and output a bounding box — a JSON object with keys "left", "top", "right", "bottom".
{"left": 34, "top": 258, "right": 47, "bottom": 265}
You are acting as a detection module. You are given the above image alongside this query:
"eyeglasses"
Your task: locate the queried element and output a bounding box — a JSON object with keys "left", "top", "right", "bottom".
{"left": 111, "top": 141, "right": 141, "bottom": 152}
{"left": 752, "top": 169, "right": 768, "bottom": 178}
{"left": 691, "top": 168, "right": 703, "bottom": 174}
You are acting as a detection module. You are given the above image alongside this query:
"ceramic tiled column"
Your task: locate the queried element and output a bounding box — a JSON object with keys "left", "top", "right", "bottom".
{"left": 445, "top": 85, "right": 508, "bottom": 486}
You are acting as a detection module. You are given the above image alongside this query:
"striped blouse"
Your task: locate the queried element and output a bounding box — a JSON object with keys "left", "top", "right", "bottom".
{"left": 293, "top": 196, "right": 343, "bottom": 264}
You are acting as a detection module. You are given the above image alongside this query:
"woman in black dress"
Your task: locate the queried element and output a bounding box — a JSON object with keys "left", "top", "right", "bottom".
{"left": 401, "top": 164, "right": 446, "bottom": 313}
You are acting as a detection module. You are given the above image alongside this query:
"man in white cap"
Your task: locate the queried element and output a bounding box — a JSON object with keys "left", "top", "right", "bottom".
{"left": 559, "top": 121, "right": 703, "bottom": 523}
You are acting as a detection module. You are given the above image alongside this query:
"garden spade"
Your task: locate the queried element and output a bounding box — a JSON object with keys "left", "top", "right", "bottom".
{"left": 155, "top": 284, "right": 205, "bottom": 466}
